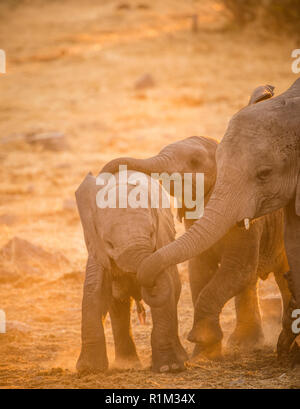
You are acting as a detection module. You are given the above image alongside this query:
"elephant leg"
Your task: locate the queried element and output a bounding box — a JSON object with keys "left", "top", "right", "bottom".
{"left": 280, "top": 202, "right": 300, "bottom": 367}
{"left": 109, "top": 296, "right": 140, "bottom": 366}
{"left": 275, "top": 269, "right": 295, "bottom": 359}
{"left": 274, "top": 270, "right": 291, "bottom": 325}
{"left": 173, "top": 267, "right": 189, "bottom": 363}
{"left": 188, "top": 228, "right": 260, "bottom": 356}
{"left": 228, "top": 280, "right": 264, "bottom": 349}
{"left": 188, "top": 252, "right": 218, "bottom": 358}
{"left": 76, "top": 257, "right": 109, "bottom": 373}
{"left": 189, "top": 251, "right": 218, "bottom": 306}
{"left": 150, "top": 269, "right": 186, "bottom": 373}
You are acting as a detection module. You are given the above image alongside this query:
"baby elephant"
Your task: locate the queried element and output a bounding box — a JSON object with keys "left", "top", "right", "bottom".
{"left": 75, "top": 171, "right": 187, "bottom": 374}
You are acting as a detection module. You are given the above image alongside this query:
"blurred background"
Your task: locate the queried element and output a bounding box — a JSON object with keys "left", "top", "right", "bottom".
{"left": 0, "top": 0, "right": 299, "bottom": 388}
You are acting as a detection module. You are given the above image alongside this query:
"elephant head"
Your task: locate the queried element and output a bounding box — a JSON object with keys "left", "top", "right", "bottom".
{"left": 137, "top": 78, "right": 300, "bottom": 307}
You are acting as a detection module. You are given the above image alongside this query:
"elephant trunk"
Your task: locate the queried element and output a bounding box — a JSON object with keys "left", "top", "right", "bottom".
{"left": 141, "top": 272, "right": 172, "bottom": 307}
{"left": 138, "top": 180, "right": 250, "bottom": 288}
{"left": 100, "top": 154, "right": 170, "bottom": 176}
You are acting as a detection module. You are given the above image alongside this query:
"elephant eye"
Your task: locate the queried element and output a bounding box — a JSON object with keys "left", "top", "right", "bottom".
{"left": 256, "top": 168, "right": 272, "bottom": 181}
{"left": 190, "top": 158, "right": 200, "bottom": 168}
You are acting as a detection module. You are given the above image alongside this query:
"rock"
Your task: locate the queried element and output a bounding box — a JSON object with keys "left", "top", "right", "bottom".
{"left": 25, "top": 131, "right": 70, "bottom": 151}
{"left": 27, "top": 184, "right": 35, "bottom": 194}
{"left": 260, "top": 296, "right": 282, "bottom": 323}
{"left": 117, "top": 3, "right": 131, "bottom": 10}
{"left": 0, "top": 237, "right": 69, "bottom": 279}
{"left": 0, "top": 213, "right": 19, "bottom": 226}
{"left": 134, "top": 74, "right": 155, "bottom": 90}
{"left": 1, "top": 130, "right": 70, "bottom": 152}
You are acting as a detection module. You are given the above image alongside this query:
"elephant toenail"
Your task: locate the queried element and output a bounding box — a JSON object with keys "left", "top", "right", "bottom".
{"left": 159, "top": 365, "right": 169, "bottom": 373}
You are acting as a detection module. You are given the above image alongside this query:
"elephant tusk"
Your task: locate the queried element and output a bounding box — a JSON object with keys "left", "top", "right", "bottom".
{"left": 244, "top": 218, "right": 250, "bottom": 230}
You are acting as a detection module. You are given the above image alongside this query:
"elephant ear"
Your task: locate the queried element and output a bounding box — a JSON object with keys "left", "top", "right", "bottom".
{"left": 296, "top": 174, "right": 300, "bottom": 217}
{"left": 248, "top": 84, "right": 275, "bottom": 105}
{"left": 75, "top": 172, "right": 111, "bottom": 270}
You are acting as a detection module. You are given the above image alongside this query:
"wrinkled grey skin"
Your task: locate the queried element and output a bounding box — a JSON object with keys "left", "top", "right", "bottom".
{"left": 134, "top": 78, "right": 300, "bottom": 365}
{"left": 100, "top": 85, "right": 291, "bottom": 358}
{"left": 75, "top": 172, "right": 187, "bottom": 374}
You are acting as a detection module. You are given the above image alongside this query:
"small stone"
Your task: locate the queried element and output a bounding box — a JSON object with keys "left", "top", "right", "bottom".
{"left": 134, "top": 74, "right": 155, "bottom": 90}
{"left": 0, "top": 236, "right": 69, "bottom": 277}
{"left": 26, "top": 131, "right": 70, "bottom": 152}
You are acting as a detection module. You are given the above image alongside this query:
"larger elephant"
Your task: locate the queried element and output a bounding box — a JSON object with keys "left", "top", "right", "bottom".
{"left": 132, "top": 78, "right": 300, "bottom": 364}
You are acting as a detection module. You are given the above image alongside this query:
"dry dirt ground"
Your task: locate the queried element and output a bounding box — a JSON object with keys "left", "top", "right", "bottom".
{"left": 0, "top": 0, "right": 299, "bottom": 389}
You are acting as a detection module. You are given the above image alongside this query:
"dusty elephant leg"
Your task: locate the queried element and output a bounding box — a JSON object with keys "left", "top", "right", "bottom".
{"left": 274, "top": 269, "right": 293, "bottom": 358}
{"left": 188, "top": 253, "right": 218, "bottom": 359}
{"left": 76, "top": 257, "right": 109, "bottom": 373}
{"left": 149, "top": 269, "right": 186, "bottom": 373}
{"left": 274, "top": 270, "right": 291, "bottom": 319}
{"left": 109, "top": 296, "right": 140, "bottom": 367}
{"left": 275, "top": 269, "right": 300, "bottom": 363}
{"left": 173, "top": 267, "right": 189, "bottom": 363}
{"left": 189, "top": 252, "right": 218, "bottom": 306}
{"left": 188, "top": 228, "right": 260, "bottom": 355}
{"left": 227, "top": 280, "right": 264, "bottom": 349}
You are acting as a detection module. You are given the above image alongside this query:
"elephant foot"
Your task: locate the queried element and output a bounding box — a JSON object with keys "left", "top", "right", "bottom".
{"left": 76, "top": 342, "right": 108, "bottom": 374}
{"left": 152, "top": 348, "right": 186, "bottom": 373}
{"left": 153, "top": 360, "right": 186, "bottom": 374}
{"left": 227, "top": 324, "right": 264, "bottom": 350}
{"left": 192, "top": 341, "right": 223, "bottom": 361}
{"left": 187, "top": 316, "right": 223, "bottom": 347}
